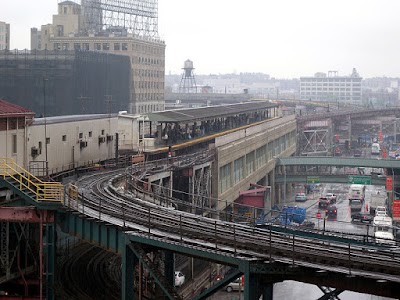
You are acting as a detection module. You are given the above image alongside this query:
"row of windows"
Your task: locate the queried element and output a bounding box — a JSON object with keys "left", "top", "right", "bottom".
{"left": 136, "top": 69, "right": 164, "bottom": 79}
{"left": 137, "top": 103, "right": 164, "bottom": 114}
{"left": 301, "top": 91, "right": 361, "bottom": 96}
{"left": 219, "top": 131, "right": 296, "bottom": 193}
{"left": 41, "top": 129, "right": 108, "bottom": 144}
{"left": 302, "top": 78, "right": 361, "bottom": 82}
{"left": 301, "top": 88, "right": 361, "bottom": 91}
{"left": 302, "top": 95, "right": 361, "bottom": 101}
{"left": 52, "top": 41, "right": 164, "bottom": 55}
{"left": 137, "top": 81, "right": 163, "bottom": 89}
{"left": 301, "top": 83, "right": 361, "bottom": 86}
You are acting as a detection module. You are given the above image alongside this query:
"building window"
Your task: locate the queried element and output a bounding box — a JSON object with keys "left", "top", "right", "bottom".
{"left": 94, "top": 43, "right": 101, "bottom": 50}
{"left": 122, "top": 43, "right": 128, "bottom": 50}
{"left": 62, "top": 43, "right": 69, "bottom": 50}
{"left": 89, "top": 131, "right": 92, "bottom": 138}
{"left": 12, "top": 134, "right": 17, "bottom": 154}
{"left": 246, "top": 151, "right": 255, "bottom": 176}
{"left": 219, "top": 163, "right": 231, "bottom": 193}
{"left": 101, "top": 129, "right": 105, "bottom": 135}
{"left": 79, "top": 132, "right": 83, "bottom": 139}
{"left": 234, "top": 157, "right": 244, "bottom": 184}
{"left": 54, "top": 43, "right": 60, "bottom": 50}
{"left": 62, "top": 135, "right": 66, "bottom": 142}
{"left": 46, "top": 137, "right": 50, "bottom": 144}
{"left": 102, "top": 43, "right": 110, "bottom": 50}
{"left": 82, "top": 43, "right": 89, "bottom": 50}
{"left": 114, "top": 43, "right": 120, "bottom": 50}
{"left": 74, "top": 43, "right": 81, "bottom": 50}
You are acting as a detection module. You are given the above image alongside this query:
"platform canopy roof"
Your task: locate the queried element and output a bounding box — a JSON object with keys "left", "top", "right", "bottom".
{"left": 145, "top": 101, "right": 278, "bottom": 123}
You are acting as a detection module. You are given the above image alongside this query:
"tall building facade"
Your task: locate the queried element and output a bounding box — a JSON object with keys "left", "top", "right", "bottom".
{"left": 31, "top": 0, "right": 165, "bottom": 114}
{"left": 300, "top": 68, "right": 362, "bottom": 105}
{"left": 0, "top": 21, "right": 10, "bottom": 50}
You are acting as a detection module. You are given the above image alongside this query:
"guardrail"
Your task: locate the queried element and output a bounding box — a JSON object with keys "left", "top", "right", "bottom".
{"left": 0, "top": 158, "right": 63, "bottom": 203}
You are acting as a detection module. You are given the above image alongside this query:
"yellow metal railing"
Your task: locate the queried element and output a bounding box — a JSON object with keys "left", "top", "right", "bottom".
{"left": 0, "top": 158, "right": 63, "bottom": 203}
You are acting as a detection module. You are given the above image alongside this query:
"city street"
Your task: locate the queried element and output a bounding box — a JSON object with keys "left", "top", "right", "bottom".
{"left": 209, "top": 182, "right": 394, "bottom": 300}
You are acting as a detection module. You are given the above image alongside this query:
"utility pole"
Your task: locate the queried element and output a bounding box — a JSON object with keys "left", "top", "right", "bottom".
{"left": 77, "top": 95, "right": 90, "bottom": 114}
{"left": 105, "top": 95, "right": 113, "bottom": 117}
{"left": 43, "top": 77, "right": 49, "bottom": 177}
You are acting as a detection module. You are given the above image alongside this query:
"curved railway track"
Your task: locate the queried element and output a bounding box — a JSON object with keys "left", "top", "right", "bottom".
{"left": 60, "top": 152, "right": 400, "bottom": 298}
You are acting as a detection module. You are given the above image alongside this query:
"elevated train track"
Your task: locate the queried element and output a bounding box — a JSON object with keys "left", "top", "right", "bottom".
{"left": 62, "top": 151, "right": 400, "bottom": 299}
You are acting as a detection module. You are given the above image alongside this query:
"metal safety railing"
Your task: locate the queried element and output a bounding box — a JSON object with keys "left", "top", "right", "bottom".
{"left": 0, "top": 158, "right": 64, "bottom": 203}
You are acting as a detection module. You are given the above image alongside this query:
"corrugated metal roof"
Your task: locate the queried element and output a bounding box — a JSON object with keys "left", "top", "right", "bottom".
{"left": 0, "top": 99, "right": 35, "bottom": 117}
{"left": 146, "top": 101, "right": 277, "bottom": 123}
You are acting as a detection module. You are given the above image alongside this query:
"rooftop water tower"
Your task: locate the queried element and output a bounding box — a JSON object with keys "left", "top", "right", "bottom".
{"left": 179, "top": 59, "right": 197, "bottom": 93}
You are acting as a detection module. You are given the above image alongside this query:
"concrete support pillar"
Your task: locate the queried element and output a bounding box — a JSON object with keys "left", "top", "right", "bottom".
{"left": 122, "top": 243, "right": 136, "bottom": 300}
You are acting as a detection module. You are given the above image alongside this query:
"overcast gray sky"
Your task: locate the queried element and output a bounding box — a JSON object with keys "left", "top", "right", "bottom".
{"left": 2, "top": 0, "right": 400, "bottom": 78}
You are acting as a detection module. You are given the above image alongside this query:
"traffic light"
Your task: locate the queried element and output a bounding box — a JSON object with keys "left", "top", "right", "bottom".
{"left": 168, "top": 146, "right": 172, "bottom": 158}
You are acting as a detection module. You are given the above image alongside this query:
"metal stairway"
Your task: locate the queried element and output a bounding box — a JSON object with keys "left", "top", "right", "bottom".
{"left": 0, "top": 158, "right": 63, "bottom": 207}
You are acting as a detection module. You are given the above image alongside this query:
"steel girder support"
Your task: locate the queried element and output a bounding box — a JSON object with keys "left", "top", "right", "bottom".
{"left": 128, "top": 243, "right": 182, "bottom": 300}
{"left": 45, "top": 220, "right": 56, "bottom": 300}
{"left": 262, "top": 283, "right": 274, "bottom": 300}
{"left": 300, "top": 129, "right": 329, "bottom": 155}
{"left": 317, "top": 286, "right": 343, "bottom": 300}
{"left": 164, "top": 251, "right": 174, "bottom": 292}
{"left": 242, "top": 261, "right": 264, "bottom": 300}
{"left": 58, "top": 212, "right": 124, "bottom": 255}
{"left": 121, "top": 243, "right": 136, "bottom": 300}
{"left": 192, "top": 269, "right": 243, "bottom": 300}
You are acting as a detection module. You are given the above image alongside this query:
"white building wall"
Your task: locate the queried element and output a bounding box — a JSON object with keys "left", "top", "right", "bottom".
{"left": 27, "top": 116, "right": 118, "bottom": 174}
{"left": 118, "top": 115, "right": 141, "bottom": 151}
{"left": 0, "top": 126, "right": 26, "bottom": 167}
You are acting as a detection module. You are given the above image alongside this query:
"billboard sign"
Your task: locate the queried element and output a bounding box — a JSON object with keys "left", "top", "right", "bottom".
{"left": 392, "top": 200, "right": 400, "bottom": 222}
{"left": 386, "top": 177, "right": 393, "bottom": 191}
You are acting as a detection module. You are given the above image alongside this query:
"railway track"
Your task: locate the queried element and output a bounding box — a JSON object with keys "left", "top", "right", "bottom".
{"left": 59, "top": 152, "right": 400, "bottom": 299}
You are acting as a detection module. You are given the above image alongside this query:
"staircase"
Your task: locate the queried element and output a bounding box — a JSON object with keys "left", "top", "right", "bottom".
{"left": 0, "top": 158, "right": 63, "bottom": 206}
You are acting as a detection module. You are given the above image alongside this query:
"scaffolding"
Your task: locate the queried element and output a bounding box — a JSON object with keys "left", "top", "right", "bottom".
{"left": 66, "top": 0, "right": 159, "bottom": 37}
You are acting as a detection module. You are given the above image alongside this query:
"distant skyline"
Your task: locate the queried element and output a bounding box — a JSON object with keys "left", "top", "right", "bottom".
{"left": 2, "top": 0, "right": 400, "bottom": 78}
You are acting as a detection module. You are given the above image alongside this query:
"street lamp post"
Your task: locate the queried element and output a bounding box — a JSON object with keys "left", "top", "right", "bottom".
{"left": 43, "top": 77, "right": 49, "bottom": 177}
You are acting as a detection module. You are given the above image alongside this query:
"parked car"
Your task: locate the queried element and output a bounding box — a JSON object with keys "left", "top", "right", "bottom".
{"left": 295, "top": 193, "right": 307, "bottom": 202}
{"left": 174, "top": 271, "right": 185, "bottom": 287}
{"left": 351, "top": 212, "right": 374, "bottom": 224}
{"left": 325, "top": 205, "right": 337, "bottom": 217}
{"left": 225, "top": 277, "right": 244, "bottom": 293}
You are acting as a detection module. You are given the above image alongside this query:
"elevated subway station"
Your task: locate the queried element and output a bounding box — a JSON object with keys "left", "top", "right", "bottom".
{"left": 2, "top": 102, "right": 400, "bottom": 299}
